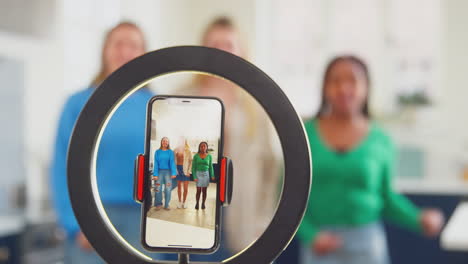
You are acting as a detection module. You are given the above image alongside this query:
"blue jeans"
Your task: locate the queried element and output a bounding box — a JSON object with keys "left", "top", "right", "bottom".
{"left": 64, "top": 204, "right": 164, "bottom": 263}
{"left": 300, "top": 222, "right": 389, "bottom": 264}
{"left": 154, "top": 169, "right": 172, "bottom": 208}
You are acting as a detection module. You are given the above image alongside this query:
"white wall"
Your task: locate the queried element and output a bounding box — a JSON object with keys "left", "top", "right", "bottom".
{"left": 0, "top": 0, "right": 56, "bottom": 37}
{"left": 379, "top": 0, "right": 468, "bottom": 193}
{"left": 441, "top": 0, "right": 468, "bottom": 139}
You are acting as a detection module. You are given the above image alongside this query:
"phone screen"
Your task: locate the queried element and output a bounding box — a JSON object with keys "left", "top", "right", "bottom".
{"left": 143, "top": 96, "right": 223, "bottom": 252}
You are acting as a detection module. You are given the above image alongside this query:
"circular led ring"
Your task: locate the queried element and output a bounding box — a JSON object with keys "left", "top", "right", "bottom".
{"left": 67, "top": 46, "right": 311, "bottom": 263}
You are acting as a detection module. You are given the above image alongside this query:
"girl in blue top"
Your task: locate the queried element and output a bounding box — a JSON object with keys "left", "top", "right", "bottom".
{"left": 152, "top": 137, "right": 177, "bottom": 210}
{"left": 50, "top": 21, "right": 158, "bottom": 263}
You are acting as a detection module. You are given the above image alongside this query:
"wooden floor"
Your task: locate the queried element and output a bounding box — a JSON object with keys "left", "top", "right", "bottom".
{"left": 147, "top": 182, "right": 216, "bottom": 230}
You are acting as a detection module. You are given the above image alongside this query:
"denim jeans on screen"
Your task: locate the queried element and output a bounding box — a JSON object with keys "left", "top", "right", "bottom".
{"left": 153, "top": 169, "right": 172, "bottom": 208}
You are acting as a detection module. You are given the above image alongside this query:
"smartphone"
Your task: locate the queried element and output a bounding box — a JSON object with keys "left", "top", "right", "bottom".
{"left": 141, "top": 95, "right": 224, "bottom": 253}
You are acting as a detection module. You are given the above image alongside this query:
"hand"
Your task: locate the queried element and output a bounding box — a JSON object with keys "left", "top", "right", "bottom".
{"left": 211, "top": 177, "right": 215, "bottom": 181}
{"left": 420, "top": 208, "right": 444, "bottom": 237}
{"left": 194, "top": 179, "right": 198, "bottom": 182}
{"left": 312, "top": 232, "right": 342, "bottom": 256}
{"left": 171, "top": 175, "right": 177, "bottom": 179}
{"left": 76, "top": 231, "right": 93, "bottom": 252}
{"left": 152, "top": 176, "right": 158, "bottom": 181}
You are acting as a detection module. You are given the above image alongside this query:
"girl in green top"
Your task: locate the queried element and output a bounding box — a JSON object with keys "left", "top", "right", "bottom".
{"left": 192, "top": 141, "right": 215, "bottom": 210}
{"left": 298, "top": 56, "right": 444, "bottom": 264}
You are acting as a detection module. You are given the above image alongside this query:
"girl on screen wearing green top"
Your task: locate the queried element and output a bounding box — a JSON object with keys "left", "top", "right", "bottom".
{"left": 297, "top": 56, "right": 444, "bottom": 264}
{"left": 192, "top": 141, "right": 215, "bottom": 210}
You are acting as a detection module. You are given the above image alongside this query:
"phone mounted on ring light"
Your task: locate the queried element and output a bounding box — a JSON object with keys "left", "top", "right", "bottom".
{"left": 134, "top": 155, "right": 233, "bottom": 206}
{"left": 67, "top": 46, "right": 311, "bottom": 264}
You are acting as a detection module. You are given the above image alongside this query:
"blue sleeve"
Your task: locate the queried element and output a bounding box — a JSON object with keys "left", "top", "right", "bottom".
{"left": 50, "top": 96, "right": 81, "bottom": 238}
{"left": 153, "top": 150, "right": 159, "bottom": 176}
{"left": 170, "top": 150, "right": 177, "bottom": 176}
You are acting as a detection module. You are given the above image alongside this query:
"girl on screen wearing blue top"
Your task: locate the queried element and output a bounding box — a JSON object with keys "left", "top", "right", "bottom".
{"left": 152, "top": 137, "right": 177, "bottom": 210}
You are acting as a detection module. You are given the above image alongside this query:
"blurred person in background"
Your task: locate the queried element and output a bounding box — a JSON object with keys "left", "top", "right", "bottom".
{"left": 173, "top": 17, "right": 282, "bottom": 261}
{"left": 50, "top": 21, "right": 154, "bottom": 263}
{"left": 297, "top": 55, "right": 444, "bottom": 264}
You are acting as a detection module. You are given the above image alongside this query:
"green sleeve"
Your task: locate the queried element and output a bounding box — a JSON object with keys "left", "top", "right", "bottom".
{"left": 192, "top": 154, "right": 197, "bottom": 179}
{"left": 381, "top": 138, "right": 422, "bottom": 232}
{"left": 209, "top": 155, "right": 214, "bottom": 178}
{"left": 296, "top": 211, "right": 318, "bottom": 245}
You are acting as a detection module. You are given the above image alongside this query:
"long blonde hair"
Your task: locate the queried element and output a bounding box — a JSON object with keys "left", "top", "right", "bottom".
{"left": 185, "top": 140, "right": 192, "bottom": 153}
{"left": 195, "top": 17, "right": 258, "bottom": 139}
{"left": 91, "top": 21, "right": 147, "bottom": 86}
{"left": 194, "top": 16, "right": 247, "bottom": 87}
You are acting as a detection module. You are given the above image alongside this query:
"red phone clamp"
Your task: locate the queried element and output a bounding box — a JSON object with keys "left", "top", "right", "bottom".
{"left": 133, "top": 154, "right": 146, "bottom": 203}
{"left": 219, "top": 157, "right": 233, "bottom": 207}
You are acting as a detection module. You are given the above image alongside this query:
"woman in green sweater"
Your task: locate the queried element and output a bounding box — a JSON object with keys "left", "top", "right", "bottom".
{"left": 192, "top": 141, "right": 215, "bottom": 210}
{"left": 298, "top": 56, "right": 444, "bottom": 264}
